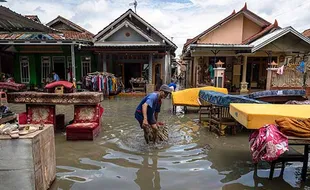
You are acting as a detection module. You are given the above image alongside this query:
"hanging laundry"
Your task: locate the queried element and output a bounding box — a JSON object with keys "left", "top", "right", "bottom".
{"left": 82, "top": 71, "right": 122, "bottom": 96}
{"left": 297, "top": 61, "right": 305, "bottom": 73}
{"left": 276, "top": 65, "right": 284, "bottom": 75}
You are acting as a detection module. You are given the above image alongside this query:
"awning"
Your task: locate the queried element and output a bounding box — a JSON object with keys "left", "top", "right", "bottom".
{"left": 186, "top": 43, "right": 253, "bottom": 52}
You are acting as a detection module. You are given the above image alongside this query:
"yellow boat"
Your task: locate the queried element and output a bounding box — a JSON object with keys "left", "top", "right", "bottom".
{"left": 172, "top": 86, "right": 228, "bottom": 107}
{"left": 230, "top": 103, "right": 310, "bottom": 129}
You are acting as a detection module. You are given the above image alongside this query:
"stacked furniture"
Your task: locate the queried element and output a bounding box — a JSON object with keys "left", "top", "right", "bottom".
{"left": 199, "top": 90, "right": 267, "bottom": 135}
{"left": 171, "top": 86, "right": 228, "bottom": 114}
{"left": 7, "top": 92, "right": 104, "bottom": 140}
{"left": 246, "top": 89, "right": 307, "bottom": 104}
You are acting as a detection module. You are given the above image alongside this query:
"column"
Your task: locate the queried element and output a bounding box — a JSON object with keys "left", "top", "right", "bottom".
{"left": 164, "top": 51, "right": 169, "bottom": 84}
{"left": 71, "top": 44, "right": 76, "bottom": 81}
{"left": 148, "top": 53, "right": 153, "bottom": 84}
{"left": 193, "top": 57, "right": 199, "bottom": 87}
{"left": 240, "top": 55, "right": 248, "bottom": 94}
{"left": 102, "top": 53, "right": 107, "bottom": 72}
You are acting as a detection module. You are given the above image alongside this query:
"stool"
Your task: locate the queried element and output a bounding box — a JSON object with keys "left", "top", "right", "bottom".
{"left": 254, "top": 147, "right": 304, "bottom": 180}
{"left": 55, "top": 86, "right": 64, "bottom": 94}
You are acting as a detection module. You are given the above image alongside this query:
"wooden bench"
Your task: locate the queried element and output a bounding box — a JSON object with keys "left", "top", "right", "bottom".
{"left": 209, "top": 105, "right": 237, "bottom": 136}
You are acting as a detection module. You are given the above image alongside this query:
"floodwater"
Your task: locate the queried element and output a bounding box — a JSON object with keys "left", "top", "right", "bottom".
{"left": 9, "top": 97, "right": 310, "bottom": 190}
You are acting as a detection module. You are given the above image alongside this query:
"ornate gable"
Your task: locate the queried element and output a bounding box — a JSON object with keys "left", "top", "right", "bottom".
{"left": 94, "top": 9, "right": 177, "bottom": 49}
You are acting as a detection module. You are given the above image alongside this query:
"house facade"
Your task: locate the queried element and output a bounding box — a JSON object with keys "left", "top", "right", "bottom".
{"left": 0, "top": 6, "right": 93, "bottom": 89}
{"left": 182, "top": 3, "right": 310, "bottom": 94}
{"left": 90, "top": 9, "right": 177, "bottom": 89}
{"left": 0, "top": 6, "right": 176, "bottom": 91}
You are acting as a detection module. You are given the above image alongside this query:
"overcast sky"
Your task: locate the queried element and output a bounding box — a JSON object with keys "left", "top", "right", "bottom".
{"left": 2, "top": 0, "right": 310, "bottom": 56}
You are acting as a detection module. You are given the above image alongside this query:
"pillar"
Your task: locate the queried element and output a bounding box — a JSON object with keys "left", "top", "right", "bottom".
{"left": 193, "top": 57, "right": 199, "bottom": 87}
{"left": 102, "top": 53, "right": 107, "bottom": 72}
{"left": 148, "top": 53, "right": 153, "bottom": 84}
{"left": 71, "top": 44, "right": 76, "bottom": 81}
{"left": 164, "top": 51, "right": 169, "bottom": 84}
{"left": 240, "top": 55, "right": 248, "bottom": 94}
{"left": 266, "top": 68, "right": 277, "bottom": 90}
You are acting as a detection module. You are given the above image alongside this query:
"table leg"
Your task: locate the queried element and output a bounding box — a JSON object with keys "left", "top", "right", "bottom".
{"left": 301, "top": 145, "right": 309, "bottom": 181}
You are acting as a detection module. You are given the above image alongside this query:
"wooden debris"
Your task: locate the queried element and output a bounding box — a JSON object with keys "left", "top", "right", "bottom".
{"left": 143, "top": 125, "right": 168, "bottom": 144}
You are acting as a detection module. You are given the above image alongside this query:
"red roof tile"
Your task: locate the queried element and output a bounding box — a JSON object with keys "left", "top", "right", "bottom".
{"left": 62, "top": 31, "right": 93, "bottom": 41}
{"left": 47, "top": 16, "right": 94, "bottom": 36}
{"left": 242, "top": 20, "right": 280, "bottom": 44}
{"left": 24, "top": 15, "right": 41, "bottom": 23}
{"left": 303, "top": 29, "right": 310, "bottom": 37}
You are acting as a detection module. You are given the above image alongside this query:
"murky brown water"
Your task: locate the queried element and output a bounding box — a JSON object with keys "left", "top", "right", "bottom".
{"left": 9, "top": 97, "right": 310, "bottom": 190}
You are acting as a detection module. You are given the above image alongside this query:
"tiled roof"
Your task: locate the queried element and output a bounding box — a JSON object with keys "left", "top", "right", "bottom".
{"left": 62, "top": 31, "right": 93, "bottom": 41}
{"left": 0, "top": 6, "right": 56, "bottom": 33}
{"left": 46, "top": 15, "right": 94, "bottom": 36}
{"left": 183, "top": 3, "right": 271, "bottom": 50}
{"left": 0, "top": 33, "right": 64, "bottom": 40}
{"left": 242, "top": 20, "right": 280, "bottom": 44}
{"left": 24, "top": 15, "right": 41, "bottom": 23}
{"left": 302, "top": 29, "right": 310, "bottom": 37}
{"left": 250, "top": 27, "right": 310, "bottom": 52}
{"left": 0, "top": 31, "right": 92, "bottom": 42}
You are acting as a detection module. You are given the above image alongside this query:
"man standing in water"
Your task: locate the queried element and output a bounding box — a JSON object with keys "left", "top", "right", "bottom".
{"left": 135, "top": 84, "right": 172, "bottom": 143}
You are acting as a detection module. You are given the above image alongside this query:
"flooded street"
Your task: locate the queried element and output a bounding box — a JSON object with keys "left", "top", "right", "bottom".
{"left": 10, "top": 97, "right": 309, "bottom": 190}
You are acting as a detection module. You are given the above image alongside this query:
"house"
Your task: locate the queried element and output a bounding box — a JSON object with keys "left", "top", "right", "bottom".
{"left": 0, "top": 6, "right": 92, "bottom": 89}
{"left": 182, "top": 3, "right": 310, "bottom": 94}
{"left": 1, "top": 6, "right": 177, "bottom": 92}
{"left": 90, "top": 9, "right": 177, "bottom": 89}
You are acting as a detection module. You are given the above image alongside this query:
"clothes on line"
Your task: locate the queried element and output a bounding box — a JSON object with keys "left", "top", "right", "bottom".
{"left": 83, "top": 72, "right": 120, "bottom": 95}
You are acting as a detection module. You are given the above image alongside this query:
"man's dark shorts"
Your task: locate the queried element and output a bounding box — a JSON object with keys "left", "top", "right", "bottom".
{"left": 135, "top": 110, "right": 156, "bottom": 128}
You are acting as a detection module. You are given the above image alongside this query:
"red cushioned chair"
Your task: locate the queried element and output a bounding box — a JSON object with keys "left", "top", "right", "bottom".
{"left": 18, "top": 112, "right": 27, "bottom": 124}
{"left": 66, "top": 104, "right": 104, "bottom": 140}
{"left": 26, "top": 105, "right": 56, "bottom": 125}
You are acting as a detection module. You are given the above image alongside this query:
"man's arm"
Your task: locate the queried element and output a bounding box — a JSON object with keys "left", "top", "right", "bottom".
{"left": 155, "top": 112, "right": 159, "bottom": 121}
{"left": 142, "top": 103, "right": 149, "bottom": 125}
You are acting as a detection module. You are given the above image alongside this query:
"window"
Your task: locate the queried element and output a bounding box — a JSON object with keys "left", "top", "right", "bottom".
{"left": 41, "top": 56, "right": 51, "bottom": 83}
{"left": 20, "top": 56, "right": 30, "bottom": 83}
{"left": 81, "top": 56, "right": 91, "bottom": 77}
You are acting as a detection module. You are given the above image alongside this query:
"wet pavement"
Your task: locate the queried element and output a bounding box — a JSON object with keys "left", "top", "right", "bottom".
{"left": 10, "top": 97, "right": 310, "bottom": 190}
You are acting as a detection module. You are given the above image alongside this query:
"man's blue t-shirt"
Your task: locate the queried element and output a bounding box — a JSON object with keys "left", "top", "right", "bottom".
{"left": 135, "top": 92, "right": 161, "bottom": 124}
{"left": 168, "top": 83, "right": 176, "bottom": 90}
{"left": 53, "top": 73, "right": 60, "bottom": 81}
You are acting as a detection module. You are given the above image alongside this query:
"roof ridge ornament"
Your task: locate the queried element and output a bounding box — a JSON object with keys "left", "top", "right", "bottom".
{"left": 274, "top": 19, "right": 278, "bottom": 27}
{"left": 242, "top": 2, "right": 247, "bottom": 11}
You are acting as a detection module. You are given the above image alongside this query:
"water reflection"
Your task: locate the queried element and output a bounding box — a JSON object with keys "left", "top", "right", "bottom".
{"left": 135, "top": 151, "right": 161, "bottom": 190}
{"left": 11, "top": 97, "right": 309, "bottom": 190}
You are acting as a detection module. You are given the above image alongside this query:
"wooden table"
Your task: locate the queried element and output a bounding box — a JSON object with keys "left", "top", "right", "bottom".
{"left": 288, "top": 136, "right": 310, "bottom": 181}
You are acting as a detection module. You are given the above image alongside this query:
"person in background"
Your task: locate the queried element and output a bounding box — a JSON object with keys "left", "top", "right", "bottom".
{"left": 168, "top": 80, "right": 177, "bottom": 92}
{"left": 135, "top": 84, "right": 172, "bottom": 144}
{"left": 51, "top": 71, "right": 60, "bottom": 82}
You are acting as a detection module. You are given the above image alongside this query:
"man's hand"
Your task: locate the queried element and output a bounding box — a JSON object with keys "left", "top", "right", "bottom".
{"left": 142, "top": 118, "right": 149, "bottom": 128}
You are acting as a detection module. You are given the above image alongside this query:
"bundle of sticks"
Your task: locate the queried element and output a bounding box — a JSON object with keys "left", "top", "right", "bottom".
{"left": 143, "top": 124, "right": 168, "bottom": 144}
